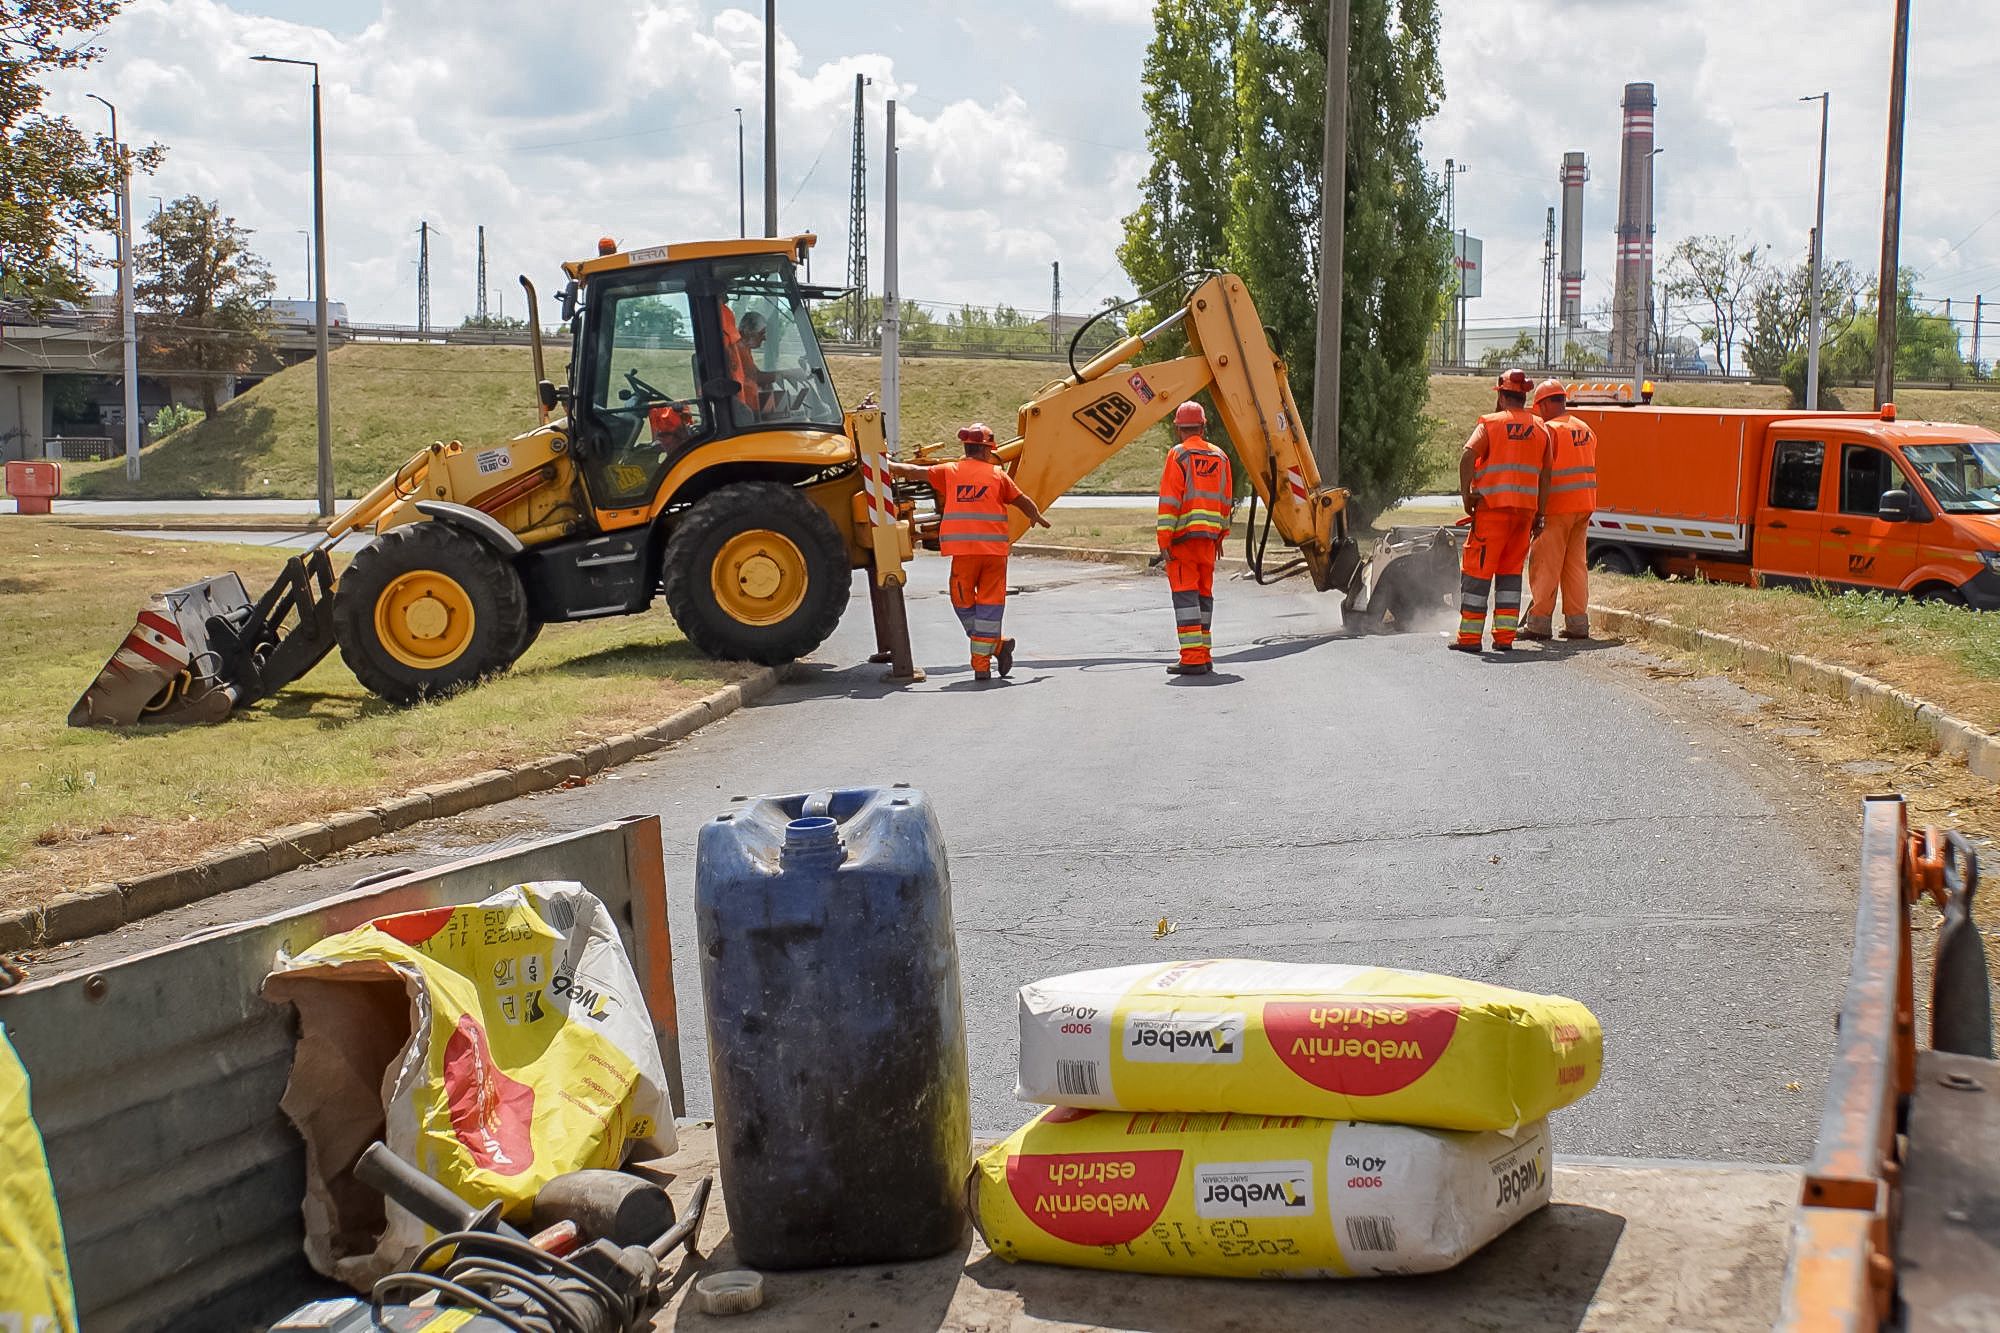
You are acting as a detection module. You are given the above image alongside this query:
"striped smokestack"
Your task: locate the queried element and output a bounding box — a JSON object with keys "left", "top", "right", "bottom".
{"left": 1611, "top": 83, "right": 1656, "bottom": 370}
{"left": 1559, "top": 152, "right": 1588, "bottom": 330}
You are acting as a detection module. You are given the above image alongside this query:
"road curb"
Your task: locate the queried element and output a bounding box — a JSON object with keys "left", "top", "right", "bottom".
{"left": 1589, "top": 604, "right": 2000, "bottom": 785}
{"left": 0, "top": 666, "right": 786, "bottom": 956}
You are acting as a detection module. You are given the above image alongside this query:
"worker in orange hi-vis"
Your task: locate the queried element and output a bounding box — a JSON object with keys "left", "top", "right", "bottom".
{"left": 885, "top": 423, "right": 1050, "bottom": 680}
{"left": 1453, "top": 368, "right": 1553, "bottom": 654}
{"left": 1521, "top": 379, "right": 1599, "bottom": 641}
{"left": 1156, "top": 400, "right": 1235, "bottom": 676}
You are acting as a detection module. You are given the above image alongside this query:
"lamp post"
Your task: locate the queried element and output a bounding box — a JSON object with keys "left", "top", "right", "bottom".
{"left": 87, "top": 94, "right": 140, "bottom": 482}
{"left": 252, "top": 54, "right": 333, "bottom": 518}
{"left": 735, "top": 107, "right": 746, "bottom": 238}
{"left": 763, "top": 0, "right": 778, "bottom": 237}
{"left": 1801, "top": 93, "right": 1830, "bottom": 409}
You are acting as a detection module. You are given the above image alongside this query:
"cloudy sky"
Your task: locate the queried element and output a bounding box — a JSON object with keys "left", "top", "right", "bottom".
{"left": 44, "top": 0, "right": 2000, "bottom": 356}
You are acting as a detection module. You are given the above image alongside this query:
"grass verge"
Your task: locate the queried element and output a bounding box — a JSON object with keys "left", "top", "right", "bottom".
{"left": 0, "top": 523, "right": 740, "bottom": 909}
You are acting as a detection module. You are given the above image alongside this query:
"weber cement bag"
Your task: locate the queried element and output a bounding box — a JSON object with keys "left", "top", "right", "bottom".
{"left": 971, "top": 1107, "right": 1551, "bottom": 1278}
{"left": 1018, "top": 959, "right": 1600, "bottom": 1130}
{"left": 266, "top": 882, "right": 673, "bottom": 1287}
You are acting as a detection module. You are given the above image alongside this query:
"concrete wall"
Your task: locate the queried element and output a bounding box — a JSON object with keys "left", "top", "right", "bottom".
{"left": 0, "top": 372, "right": 46, "bottom": 464}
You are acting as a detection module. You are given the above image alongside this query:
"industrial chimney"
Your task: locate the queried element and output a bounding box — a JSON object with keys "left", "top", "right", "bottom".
{"left": 1559, "top": 152, "right": 1588, "bottom": 332}
{"left": 1611, "top": 83, "right": 1657, "bottom": 371}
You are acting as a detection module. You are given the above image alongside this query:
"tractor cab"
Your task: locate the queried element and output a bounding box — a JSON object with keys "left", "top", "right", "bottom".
{"left": 558, "top": 236, "right": 845, "bottom": 510}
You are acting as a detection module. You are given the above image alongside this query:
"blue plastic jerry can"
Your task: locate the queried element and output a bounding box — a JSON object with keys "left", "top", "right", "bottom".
{"left": 695, "top": 786, "right": 971, "bottom": 1269}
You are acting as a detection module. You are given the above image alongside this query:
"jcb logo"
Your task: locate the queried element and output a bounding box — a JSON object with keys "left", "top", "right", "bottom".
{"left": 1505, "top": 423, "right": 1537, "bottom": 441}
{"left": 955, "top": 483, "right": 988, "bottom": 503}
{"left": 1849, "top": 553, "right": 1876, "bottom": 575}
{"left": 1073, "top": 392, "right": 1137, "bottom": 443}
{"left": 1192, "top": 457, "right": 1221, "bottom": 478}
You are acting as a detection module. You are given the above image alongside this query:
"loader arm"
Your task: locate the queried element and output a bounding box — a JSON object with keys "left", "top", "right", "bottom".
{"left": 992, "top": 273, "right": 1360, "bottom": 594}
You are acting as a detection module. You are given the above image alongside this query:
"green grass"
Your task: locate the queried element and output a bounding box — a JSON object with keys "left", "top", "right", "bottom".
{"left": 0, "top": 523, "right": 737, "bottom": 908}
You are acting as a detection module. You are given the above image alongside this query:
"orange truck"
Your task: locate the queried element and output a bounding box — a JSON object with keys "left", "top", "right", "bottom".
{"left": 1569, "top": 402, "right": 2000, "bottom": 609}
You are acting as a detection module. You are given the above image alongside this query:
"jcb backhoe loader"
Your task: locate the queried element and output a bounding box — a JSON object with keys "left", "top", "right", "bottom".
{"left": 71, "top": 235, "right": 1408, "bottom": 727}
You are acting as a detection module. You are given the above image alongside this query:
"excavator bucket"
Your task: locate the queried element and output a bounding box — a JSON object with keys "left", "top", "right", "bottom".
{"left": 69, "top": 547, "right": 341, "bottom": 728}
{"left": 1346, "top": 524, "right": 1468, "bottom": 631}
{"left": 69, "top": 575, "right": 252, "bottom": 727}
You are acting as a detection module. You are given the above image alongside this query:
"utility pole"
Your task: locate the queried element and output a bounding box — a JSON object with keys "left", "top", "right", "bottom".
{"left": 1311, "top": 0, "right": 1349, "bottom": 483}
{"left": 763, "top": 0, "right": 778, "bottom": 237}
{"left": 1875, "top": 0, "right": 1911, "bottom": 410}
{"left": 417, "top": 221, "right": 432, "bottom": 332}
{"left": 734, "top": 108, "right": 746, "bottom": 238}
{"left": 1050, "top": 261, "right": 1061, "bottom": 354}
{"left": 252, "top": 53, "right": 331, "bottom": 516}
{"left": 1974, "top": 294, "right": 1984, "bottom": 372}
{"left": 846, "top": 74, "right": 870, "bottom": 344}
{"left": 1540, "top": 206, "right": 1556, "bottom": 368}
{"left": 475, "top": 225, "right": 488, "bottom": 322}
{"left": 1802, "top": 93, "right": 1830, "bottom": 408}
{"left": 882, "top": 98, "right": 900, "bottom": 451}
{"left": 1441, "top": 159, "right": 1467, "bottom": 367}
{"left": 88, "top": 94, "right": 140, "bottom": 482}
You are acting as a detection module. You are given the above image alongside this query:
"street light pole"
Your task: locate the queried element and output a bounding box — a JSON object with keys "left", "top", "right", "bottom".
{"left": 734, "top": 108, "right": 746, "bottom": 238}
{"left": 1802, "top": 92, "right": 1830, "bottom": 409}
{"left": 763, "top": 0, "right": 778, "bottom": 237}
{"left": 1311, "top": 0, "right": 1349, "bottom": 487}
{"left": 253, "top": 54, "right": 333, "bottom": 518}
{"left": 1875, "top": 0, "right": 1911, "bottom": 411}
{"left": 88, "top": 94, "right": 140, "bottom": 482}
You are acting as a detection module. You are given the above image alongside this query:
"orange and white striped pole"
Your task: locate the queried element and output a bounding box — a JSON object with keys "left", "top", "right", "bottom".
{"left": 850, "top": 406, "right": 925, "bottom": 682}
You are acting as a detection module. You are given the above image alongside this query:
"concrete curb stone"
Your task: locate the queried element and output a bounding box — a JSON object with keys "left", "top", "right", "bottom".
{"left": 1590, "top": 604, "right": 2000, "bottom": 784}
{"left": 0, "top": 666, "right": 782, "bottom": 957}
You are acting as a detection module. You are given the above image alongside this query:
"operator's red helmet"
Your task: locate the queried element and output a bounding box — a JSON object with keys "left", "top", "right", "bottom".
{"left": 1173, "top": 401, "right": 1207, "bottom": 428}
{"left": 957, "top": 422, "right": 996, "bottom": 447}
{"left": 1495, "top": 368, "right": 1534, "bottom": 395}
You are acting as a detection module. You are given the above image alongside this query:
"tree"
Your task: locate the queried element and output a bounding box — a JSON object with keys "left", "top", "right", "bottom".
{"left": 1118, "top": 0, "right": 1242, "bottom": 348}
{"left": 0, "top": 0, "right": 163, "bottom": 309}
{"left": 1478, "top": 331, "right": 1537, "bottom": 370}
{"left": 135, "top": 196, "right": 275, "bottom": 414}
{"left": 1743, "top": 246, "right": 1863, "bottom": 404}
{"left": 459, "top": 313, "right": 526, "bottom": 333}
{"left": 1663, "top": 235, "right": 1766, "bottom": 376}
{"left": 1820, "top": 273, "right": 1968, "bottom": 387}
{"left": 1122, "top": 0, "right": 1450, "bottom": 518}
{"left": 1562, "top": 339, "right": 1605, "bottom": 370}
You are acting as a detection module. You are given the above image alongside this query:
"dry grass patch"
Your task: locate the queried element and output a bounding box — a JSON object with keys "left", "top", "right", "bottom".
{"left": 0, "top": 523, "right": 739, "bottom": 908}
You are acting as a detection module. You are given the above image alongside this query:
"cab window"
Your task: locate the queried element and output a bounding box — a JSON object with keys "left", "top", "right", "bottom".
{"left": 585, "top": 275, "right": 706, "bottom": 507}
{"left": 1838, "top": 445, "right": 1909, "bottom": 517}
{"left": 712, "top": 257, "right": 843, "bottom": 433}
{"left": 1769, "top": 440, "right": 1824, "bottom": 510}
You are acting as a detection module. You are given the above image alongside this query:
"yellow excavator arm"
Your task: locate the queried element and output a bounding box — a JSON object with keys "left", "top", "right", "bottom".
{"left": 981, "top": 273, "right": 1360, "bottom": 594}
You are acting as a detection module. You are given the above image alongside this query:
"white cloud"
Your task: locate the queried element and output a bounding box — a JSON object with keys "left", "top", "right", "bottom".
{"left": 1053, "top": 0, "right": 1154, "bottom": 21}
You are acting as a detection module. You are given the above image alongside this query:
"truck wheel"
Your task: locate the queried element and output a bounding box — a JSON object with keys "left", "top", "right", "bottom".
{"left": 334, "top": 522, "right": 530, "bottom": 704}
{"left": 663, "top": 482, "right": 851, "bottom": 664}
{"left": 1591, "top": 543, "right": 1643, "bottom": 576}
{"left": 1913, "top": 584, "right": 1966, "bottom": 607}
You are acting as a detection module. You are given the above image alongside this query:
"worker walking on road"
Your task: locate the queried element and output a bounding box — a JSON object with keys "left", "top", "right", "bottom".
{"left": 885, "top": 423, "right": 1050, "bottom": 680}
{"left": 1454, "top": 368, "right": 1553, "bottom": 654}
{"left": 1522, "top": 380, "right": 1599, "bottom": 641}
{"left": 1157, "top": 401, "right": 1234, "bottom": 676}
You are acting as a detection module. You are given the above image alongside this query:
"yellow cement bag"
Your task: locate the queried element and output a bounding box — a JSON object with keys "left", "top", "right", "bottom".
{"left": 972, "top": 1107, "right": 1551, "bottom": 1278}
{"left": 266, "top": 882, "right": 673, "bottom": 1286}
{"left": 1, "top": 1023, "right": 77, "bottom": 1333}
{"left": 1017, "top": 960, "right": 1600, "bottom": 1130}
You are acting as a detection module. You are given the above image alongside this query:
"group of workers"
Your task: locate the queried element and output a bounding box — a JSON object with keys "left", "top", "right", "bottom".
{"left": 1454, "top": 368, "right": 1600, "bottom": 653}
{"left": 893, "top": 369, "right": 1598, "bottom": 678}
{"left": 885, "top": 399, "right": 1231, "bottom": 680}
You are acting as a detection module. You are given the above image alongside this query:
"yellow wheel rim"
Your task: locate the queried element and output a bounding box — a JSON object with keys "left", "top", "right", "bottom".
{"left": 711, "top": 529, "right": 808, "bottom": 627}
{"left": 373, "top": 570, "right": 477, "bottom": 670}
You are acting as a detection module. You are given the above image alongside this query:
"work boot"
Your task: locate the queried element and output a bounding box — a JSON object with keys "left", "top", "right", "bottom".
{"left": 1519, "top": 615, "right": 1554, "bottom": 642}
{"left": 996, "top": 638, "right": 1016, "bottom": 677}
{"left": 1448, "top": 641, "right": 1482, "bottom": 654}
{"left": 973, "top": 669, "right": 992, "bottom": 681}
{"left": 1563, "top": 618, "right": 1591, "bottom": 640}
{"left": 1167, "top": 662, "right": 1212, "bottom": 676}
{"left": 1490, "top": 641, "right": 1514, "bottom": 653}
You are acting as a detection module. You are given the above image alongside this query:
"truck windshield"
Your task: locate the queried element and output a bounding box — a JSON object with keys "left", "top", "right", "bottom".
{"left": 1902, "top": 442, "right": 2000, "bottom": 514}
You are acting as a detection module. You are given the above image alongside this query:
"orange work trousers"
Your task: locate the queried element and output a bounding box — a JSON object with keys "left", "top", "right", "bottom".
{"left": 1527, "top": 511, "right": 1591, "bottom": 635}
{"left": 1458, "top": 506, "right": 1535, "bottom": 648}
{"left": 1166, "top": 538, "right": 1219, "bottom": 666}
{"left": 949, "top": 553, "right": 1008, "bottom": 671}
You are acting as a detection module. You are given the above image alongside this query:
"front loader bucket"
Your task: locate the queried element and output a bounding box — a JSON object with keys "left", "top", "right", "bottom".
{"left": 69, "top": 575, "right": 253, "bottom": 728}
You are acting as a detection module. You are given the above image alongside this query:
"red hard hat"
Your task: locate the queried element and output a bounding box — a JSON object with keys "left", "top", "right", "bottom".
{"left": 1174, "top": 401, "right": 1207, "bottom": 427}
{"left": 1529, "top": 378, "right": 1567, "bottom": 408}
{"left": 1495, "top": 368, "right": 1534, "bottom": 395}
{"left": 957, "top": 422, "right": 996, "bottom": 445}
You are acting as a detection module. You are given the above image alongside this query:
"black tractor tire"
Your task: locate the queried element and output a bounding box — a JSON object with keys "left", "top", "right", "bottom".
{"left": 662, "top": 482, "right": 851, "bottom": 664}
{"left": 334, "top": 522, "right": 531, "bottom": 705}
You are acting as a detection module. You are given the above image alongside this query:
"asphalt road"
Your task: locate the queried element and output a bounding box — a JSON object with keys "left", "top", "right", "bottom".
{"left": 60, "top": 554, "right": 1856, "bottom": 1163}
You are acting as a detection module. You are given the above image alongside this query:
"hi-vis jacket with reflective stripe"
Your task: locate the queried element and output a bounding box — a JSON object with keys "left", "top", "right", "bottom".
{"left": 1471, "top": 409, "right": 1553, "bottom": 510}
{"left": 1157, "top": 438, "right": 1234, "bottom": 548}
{"left": 927, "top": 457, "right": 1023, "bottom": 556}
{"left": 1543, "top": 413, "right": 1599, "bottom": 514}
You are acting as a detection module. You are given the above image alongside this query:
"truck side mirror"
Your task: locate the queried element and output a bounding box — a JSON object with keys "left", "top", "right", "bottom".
{"left": 1878, "top": 489, "right": 1923, "bottom": 523}
{"left": 537, "top": 380, "right": 560, "bottom": 412}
